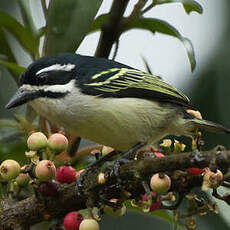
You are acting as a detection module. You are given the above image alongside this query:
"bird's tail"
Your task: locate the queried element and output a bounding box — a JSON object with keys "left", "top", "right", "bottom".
{"left": 191, "top": 118, "right": 230, "bottom": 134}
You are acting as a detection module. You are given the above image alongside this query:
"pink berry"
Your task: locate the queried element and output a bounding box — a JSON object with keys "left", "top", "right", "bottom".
{"left": 0, "top": 159, "right": 20, "bottom": 182}
{"left": 16, "top": 173, "right": 30, "bottom": 187}
{"left": 39, "top": 180, "right": 58, "bottom": 196}
{"left": 79, "top": 219, "right": 99, "bottom": 230}
{"left": 64, "top": 212, "right": 83, "bottom": 230}
{"left": 35, "top": 160, "right": 56, "bottom": 182}
{"left": 150, "top": 173, "right": 171, "bottom": 194}
{"left": 56, "top": 165, "right": 76, "bottom": 184}
{"left": 27, "top": 132, "right": 48, "bottom": 150}
{"left": 48, "top": 133, "right": 69, "bottom": 154}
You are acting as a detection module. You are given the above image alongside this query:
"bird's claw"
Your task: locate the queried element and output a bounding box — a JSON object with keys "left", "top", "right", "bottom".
{"left": 75, "top": 169, "right": 88, "bottom": 196}
{"left": 110, "top": 157, "right": 130, "bottom": 185}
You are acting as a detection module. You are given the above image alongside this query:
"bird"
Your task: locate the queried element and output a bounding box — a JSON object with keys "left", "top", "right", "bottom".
{"left": 6, "top": 53, "right": 230, "bottom": 154}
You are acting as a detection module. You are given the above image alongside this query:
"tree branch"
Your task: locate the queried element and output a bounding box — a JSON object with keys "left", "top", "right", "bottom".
{"left": 95, "top": 0, "right": 129, "bottom": 58}
{"left": 1, "top": 146, "right": 230, "bottom": 229}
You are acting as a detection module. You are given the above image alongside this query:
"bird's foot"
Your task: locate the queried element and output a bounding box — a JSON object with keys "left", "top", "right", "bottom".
{"left": 75, "top": 149, "right": 119, "bottom": 196}
{"left": 110, "top": 142, "right": 146, "bottom": 187}
{"left": 110, "top": 157, "right": 130, "bottom": 185}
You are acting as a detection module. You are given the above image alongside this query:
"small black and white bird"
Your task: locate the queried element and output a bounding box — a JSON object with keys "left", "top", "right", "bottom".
{"left": 6, "top": 53, "right": 230, "bottom": 152}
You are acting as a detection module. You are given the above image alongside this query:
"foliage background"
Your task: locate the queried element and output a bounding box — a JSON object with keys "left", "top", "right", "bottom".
{"left": 0, "top": 0, "right": 230, "bottom": 229}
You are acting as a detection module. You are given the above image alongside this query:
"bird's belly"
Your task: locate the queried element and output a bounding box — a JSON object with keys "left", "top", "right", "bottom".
{"left": 30, "top": 96, "right": 184, "bottom": 152}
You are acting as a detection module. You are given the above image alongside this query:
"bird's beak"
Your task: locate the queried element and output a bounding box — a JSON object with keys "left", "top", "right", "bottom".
{"left": 5, "top": 87, "right": 41, "bottom": 109}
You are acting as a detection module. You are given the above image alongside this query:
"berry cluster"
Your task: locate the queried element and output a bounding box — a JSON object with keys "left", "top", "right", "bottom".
{"left": 0, "top": 133, "right": 225, "bottom": 230}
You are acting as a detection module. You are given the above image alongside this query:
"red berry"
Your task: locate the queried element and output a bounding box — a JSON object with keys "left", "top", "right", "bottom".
{"left": 141, "top": 192, "right": 161, "bottom": 212}
{"left": 64, "top": 212, "right": 83, "bottom": 230}
{"left": 39, "top": 180, "right": 58, "bottom": 196}
{"left": 150, "top": 200, "right": 161, "bottom": 211}
{"left": 56, "top": 165, "right": 76, "bottom": 184}
{"left": 187, "top": 168, "right": 205, "bottom": 175}
{"left": 142, "top": 191, "right": 156, "bottom": 201}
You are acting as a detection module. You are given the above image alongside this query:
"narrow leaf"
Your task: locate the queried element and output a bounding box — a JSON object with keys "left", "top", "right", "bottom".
{"left": 43, "top": 0, "right": 103, "bottom": 55}
{"left": 142, "top": 56, "right": 153, "bottom": 75}
{"left": 0, "top": 11, "right": 39, "bottom": 56}
{"left": 123, "top": 17, "right": 196, "bottom": 71}
{"left": 0, "top": 60, "right": 25, "bottom": 80}
{"left": 0, "top": 29, "right": 16, "bottom": 63}
{"left": 0, "top": 119, "right": 19, "bottom": 129}
{"left": 152, "top": 0, "right": 203, "bottom": 14}
{"left": 14, "top": 114, "right": 38, "bottom": 134}
{"left": 18, "top": 0, "right": 38, "bottom": 36}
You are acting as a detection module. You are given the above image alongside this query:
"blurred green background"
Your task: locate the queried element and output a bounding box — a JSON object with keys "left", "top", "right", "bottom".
{"left": 1, "top": 0, "right": 230, "bottom": 229}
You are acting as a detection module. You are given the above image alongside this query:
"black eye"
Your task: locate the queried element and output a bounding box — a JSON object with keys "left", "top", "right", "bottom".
{"left": 36, "top": 73, "right": 48, "bottom": 85}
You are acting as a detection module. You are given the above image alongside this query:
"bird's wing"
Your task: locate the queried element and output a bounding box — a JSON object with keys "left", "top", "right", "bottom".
{"left": 80, "top": 68, "right": 191, "bottom": 107}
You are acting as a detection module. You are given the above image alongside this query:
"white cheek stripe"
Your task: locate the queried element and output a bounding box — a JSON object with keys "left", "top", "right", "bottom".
{"left": 44, "top": 80, "right": 75, "bottom": 93}
{"left": 21, "top": 80, "right": 75, "bottom": 93}
{"left": 36, "top": 64, "right": 76, "bottom": 75}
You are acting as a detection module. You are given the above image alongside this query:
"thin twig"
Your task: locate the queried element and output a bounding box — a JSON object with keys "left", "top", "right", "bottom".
{"left": 129, "top": 0, "right": 148, "bottom": 18}
{"left": 41, "top": 0, "right": 48, "bottom": 21}
{"left": 112, "top": 40, "right": 119, "bottom": 60}
{"left": 141, "top": 2, "right": 156, "bottom": 15}
{"left": 68, "top": 137, "right": 82, "bottom": 157}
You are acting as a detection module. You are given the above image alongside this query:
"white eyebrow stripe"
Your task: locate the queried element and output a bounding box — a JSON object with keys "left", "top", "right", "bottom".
{"left": 36, "top": 64, "right": 76, "bottom": 75}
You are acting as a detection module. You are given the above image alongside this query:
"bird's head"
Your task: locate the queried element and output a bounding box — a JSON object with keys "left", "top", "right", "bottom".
{"left": 6, "top": 54, "right": 78, "bottom": 109}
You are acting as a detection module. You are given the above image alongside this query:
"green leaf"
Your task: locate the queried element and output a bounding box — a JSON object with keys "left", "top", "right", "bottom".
{"left": 122, "top": 17, "right": 196, "bottom": 71}
{"left": 18, "top": 0, "right": 38, "bottom": 36}
{"left": 125, "top": 200, "right": 180, "bottom": 226}
{"left": 43, "top": 0, "right": 103, "bottom": 55}
{"left": 0, "top": 29, "right": 16, "bottom": 63}
{"left": 0, "top": 141, "right": 27, "bottom": 165}
{"left": 141, "top": 56, "right": 153, "bottom": 75}
{"left": 14, "top": 114, "right": 38, "bottom": 134}
{"left": 152, "top": 0, "right": 203, "bottom": 14}
{"left": 0, "top": 60, "right": 25, "bottom": 80}
{"left": 0, "top": 10, "right": 39, "bottom": 56}
{"left": 0, "top": 119, "right": 19, "bottom": 129}
{"left": 181, "top": 0, "right": 203, "bottom": 14}
{"left": 90, "top": 14, "right": 109, "bottom": 33}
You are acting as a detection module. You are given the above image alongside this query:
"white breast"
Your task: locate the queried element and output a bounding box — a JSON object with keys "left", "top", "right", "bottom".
{"left": 30, "top": 88, "right": 190, "bottom": 151}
